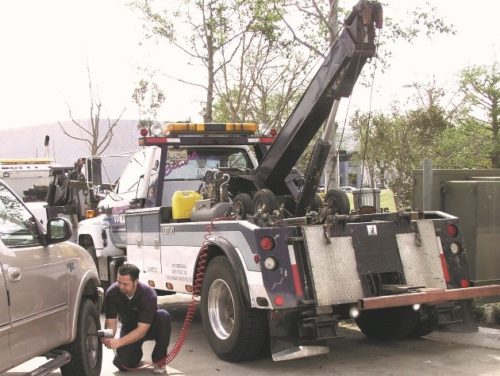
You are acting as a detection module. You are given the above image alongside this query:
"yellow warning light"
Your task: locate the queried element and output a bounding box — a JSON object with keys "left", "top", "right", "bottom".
{"left": 163, "top": 122, "right": 257, "bottom": 135}
{"left": 86, "top": 209, "right": 97, "bottom": 219}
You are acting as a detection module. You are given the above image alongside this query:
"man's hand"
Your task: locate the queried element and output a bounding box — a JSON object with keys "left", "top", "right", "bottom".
{"left": 102, "top": 337, "right": 121, "bottom": 349}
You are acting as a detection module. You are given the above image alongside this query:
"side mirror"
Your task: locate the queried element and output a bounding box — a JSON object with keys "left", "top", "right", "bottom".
{"left": 46, "top": 217, "right": 73, "bottom": 243}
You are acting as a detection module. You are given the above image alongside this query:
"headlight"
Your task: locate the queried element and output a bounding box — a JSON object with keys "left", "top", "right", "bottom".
{"left": 151, "top": 122, "right": 163, "bottom": 136}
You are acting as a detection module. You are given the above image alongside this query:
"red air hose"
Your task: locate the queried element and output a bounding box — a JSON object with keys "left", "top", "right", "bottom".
{"left": 156, "top": 219, "right": 223, "bottom": 366}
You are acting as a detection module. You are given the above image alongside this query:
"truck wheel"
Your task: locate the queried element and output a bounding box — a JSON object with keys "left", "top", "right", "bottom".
{"left": 253, "top": 189, "right": 277, "bottom": 214}
{"left": 355, "top": 306, "right": 418, "bottom": 340}
{"left": 232, "top": 193, "right": 253, "bottom": 219}
{"left": 201, "top": 256, "right": 268, "bottom": 362}
{"left": 409, "top": 306, "right": 439, "bottom": 338}
{"left": 324, "top": 189, "right": 350, "bottom": 215}
{"left": 60, "top": 298, "right": 102, "bottom": 376}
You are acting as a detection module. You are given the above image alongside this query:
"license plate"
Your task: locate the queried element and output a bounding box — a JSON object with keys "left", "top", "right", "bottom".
{"left": 167, "top": 149, "right": 188, "bottom": 162}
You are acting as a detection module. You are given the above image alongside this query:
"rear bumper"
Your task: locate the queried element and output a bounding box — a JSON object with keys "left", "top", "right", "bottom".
{"left": 359, "top": 285, "right": 500, "bottom": 310}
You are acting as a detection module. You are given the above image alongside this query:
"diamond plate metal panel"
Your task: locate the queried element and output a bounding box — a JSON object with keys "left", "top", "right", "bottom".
{"left": 303, "top": 226, "right": 364, "bottom": 306}
{"left": 396, "top": 220, "right": 446, "bottom": 289}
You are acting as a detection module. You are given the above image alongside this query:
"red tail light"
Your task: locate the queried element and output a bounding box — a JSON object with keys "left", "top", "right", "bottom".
{"left": 274, "top": 295, "right": 284, "bottom": 306}
{"left": 260, "top": 236, "right": 275, "bottom": 251}
{"left": 447, "top": 224, "right": 458, "bottom": 238}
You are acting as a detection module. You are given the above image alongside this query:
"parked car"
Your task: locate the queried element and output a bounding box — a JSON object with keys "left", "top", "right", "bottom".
{"left": 0, "top": 179, "right": 103, "bottom": 376}
{"left": 340, "top": 185, "right": 358, "bottom": 192}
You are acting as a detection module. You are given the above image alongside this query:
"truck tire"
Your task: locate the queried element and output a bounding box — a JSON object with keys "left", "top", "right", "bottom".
{"left": 324, "top": 189, "right": 350, "bottom": 215}
{"left": 201, "top": 256, "right": 268, "bottom": 362}
{"left": 355, "top": 306, "right": 418, "bottom": 340}
{"left": 409, "top": 306, "right": 439, "bottom": 338}
{"left": 232, "top": 193, "right": 253, "bottom": 219}
{"left": 253, "top": 189, "right": 277, "bottom": 214}
{"left": 60, "top": 298, "right": 102, "bottom": 376}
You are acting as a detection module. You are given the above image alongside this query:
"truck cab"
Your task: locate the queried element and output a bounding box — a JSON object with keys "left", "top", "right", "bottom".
{"left": 77, "top": 124, "right": 261, "bottom": 287}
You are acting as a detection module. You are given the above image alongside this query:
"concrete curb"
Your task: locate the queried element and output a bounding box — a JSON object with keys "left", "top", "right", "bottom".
{"left": 426, "top": 327, "right": 500, "bottom": 350}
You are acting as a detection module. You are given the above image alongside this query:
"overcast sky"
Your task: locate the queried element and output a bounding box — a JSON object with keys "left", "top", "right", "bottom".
{"left": 0, "top": 0, "right": 498, "bottom": 131}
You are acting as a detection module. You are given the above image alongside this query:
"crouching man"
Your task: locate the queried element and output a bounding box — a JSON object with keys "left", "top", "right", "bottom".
{"left": 102, "top": 263, "right": 171, "bottom": 375}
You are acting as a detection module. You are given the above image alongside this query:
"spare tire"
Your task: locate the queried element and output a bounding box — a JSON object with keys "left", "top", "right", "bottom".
{"left": 232, "top": 193, "right": 253, "bottom": 219}
{"left": 324, "top": 189, "right": 350, "bottom": 215}
{"left": 253, "top": 189, "right": 277, "bottom": 214}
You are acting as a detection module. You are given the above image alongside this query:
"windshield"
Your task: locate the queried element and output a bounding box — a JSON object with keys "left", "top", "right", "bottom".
{"left": 116, "top": 147, "right": 159, "bottom": 195}
{"left": 164, "top": 148, "right": 252, "bottom": 181}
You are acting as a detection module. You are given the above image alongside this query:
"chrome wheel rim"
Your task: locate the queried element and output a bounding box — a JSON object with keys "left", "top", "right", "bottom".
{"left": 208, "top": 279, "right": 235, "bottom": 340}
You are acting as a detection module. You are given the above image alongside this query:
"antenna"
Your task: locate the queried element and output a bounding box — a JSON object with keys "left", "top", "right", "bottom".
{"left": 44, "top": 135, "right": 50, "bottom": 159}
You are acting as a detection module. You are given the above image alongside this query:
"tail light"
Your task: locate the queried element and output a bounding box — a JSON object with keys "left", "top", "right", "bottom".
{"left": 260, "top": 236, "right": 275, "bottom": 251}
{"left": 447, "top": 224, "right": 458, "bottom": 238}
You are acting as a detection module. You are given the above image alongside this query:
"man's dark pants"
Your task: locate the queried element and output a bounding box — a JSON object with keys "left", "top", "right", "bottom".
{"left": 114, "top": 309, "right": 171, "bottom": 369}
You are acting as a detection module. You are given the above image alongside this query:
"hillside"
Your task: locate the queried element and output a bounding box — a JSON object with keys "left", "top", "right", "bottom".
{"left": 0, "top": 119, "right": 141, "bottom": 182}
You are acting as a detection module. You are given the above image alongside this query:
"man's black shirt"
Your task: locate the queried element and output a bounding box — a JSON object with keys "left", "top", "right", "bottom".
{"left": 105, "top": 281, "right": 158, "bottom": 329}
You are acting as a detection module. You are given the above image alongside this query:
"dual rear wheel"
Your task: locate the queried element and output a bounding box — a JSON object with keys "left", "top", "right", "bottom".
{"left": 201, "top": 256, "right": 268, "bottom": 362}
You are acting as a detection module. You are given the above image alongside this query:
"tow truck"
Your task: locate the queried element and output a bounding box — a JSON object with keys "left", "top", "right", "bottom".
{"left": 77, "top": 0, "right": 500, "bottom": 362}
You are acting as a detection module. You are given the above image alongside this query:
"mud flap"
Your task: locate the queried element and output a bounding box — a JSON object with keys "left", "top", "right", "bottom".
{"left": 268, "top": 309, "right": 334, "bottom": 361}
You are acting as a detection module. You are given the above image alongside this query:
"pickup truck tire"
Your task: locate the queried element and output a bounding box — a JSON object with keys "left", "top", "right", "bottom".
{"left": 324, "top": 189, "right": 350, "bottom": 215}
{"left": 201, "top": 256, "right": 268, "bottom": 362}
{"left": 60, "top": 298, "right": 102, "bottom": 376}
{"left": 355, "top": 306, "right": 418, "bottom": 340}
{"left": 233, "top": 193, "right": 253, "bottom": 219}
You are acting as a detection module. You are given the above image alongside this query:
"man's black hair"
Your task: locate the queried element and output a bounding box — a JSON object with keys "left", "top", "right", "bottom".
{"left": 118, "top": 263, "right": 140, "bottom": 281}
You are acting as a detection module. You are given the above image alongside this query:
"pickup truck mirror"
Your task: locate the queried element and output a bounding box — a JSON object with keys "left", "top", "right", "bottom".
{"left": 46, "top": 217, "right": 72, "bottom": 243}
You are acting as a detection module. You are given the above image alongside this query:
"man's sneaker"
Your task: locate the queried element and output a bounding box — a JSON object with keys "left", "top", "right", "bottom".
{"left": 152, "top": 362, "right": 167, "bottom": 375}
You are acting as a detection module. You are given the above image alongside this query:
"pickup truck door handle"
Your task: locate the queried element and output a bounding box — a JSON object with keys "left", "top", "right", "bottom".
{"left": 7, "top": 267, "right": 21, "bottom": 282}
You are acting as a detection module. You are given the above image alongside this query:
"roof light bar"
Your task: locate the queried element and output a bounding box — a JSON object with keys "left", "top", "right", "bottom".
{"left": 164, "top": 122, "right": 258, "bottom": 135}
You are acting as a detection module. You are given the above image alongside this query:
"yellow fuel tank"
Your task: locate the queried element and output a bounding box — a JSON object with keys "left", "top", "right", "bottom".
{"left": 171, "top": 190, "right": 203, "bottom": 219}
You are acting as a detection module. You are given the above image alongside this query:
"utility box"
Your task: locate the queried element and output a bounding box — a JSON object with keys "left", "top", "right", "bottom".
{"left": 352, "top": 188, "right": 381, "bottom": 212}
{"left": 412, "top": 169, "right": 500, "bottom": 283}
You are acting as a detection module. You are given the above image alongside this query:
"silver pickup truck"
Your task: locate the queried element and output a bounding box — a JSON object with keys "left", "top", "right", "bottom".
{"left": 0, "top": 179, "right": 103, "bottom": 376}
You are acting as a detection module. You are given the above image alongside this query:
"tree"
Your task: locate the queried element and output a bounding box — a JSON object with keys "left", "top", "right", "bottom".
{"left": 132, "top": 73, "right": 166, "bottom": 131}
{"left": 132, "top": 0, "right": 284, "bottom": 122}
{"left": 58, "top": 66, "right": 126, "bottom": 156}
{"left": 431, "top": 120, "right": 492, "bottom": 169}
{"left": 283, "top": 0, "right": 456, "bottom": 189}
{"left": 459, "top": 62, "right": 500, "bottom": 167}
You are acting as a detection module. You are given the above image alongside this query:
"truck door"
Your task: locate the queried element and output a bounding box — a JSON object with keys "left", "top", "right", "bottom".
{"left": 0, "top": 183, "right": 69, "bottom": 364}
{"left": 100, "top": 146, "right": 160, "bottom": 248}
{"left": 0, "top": 258, "right": 13, "bottom": 370}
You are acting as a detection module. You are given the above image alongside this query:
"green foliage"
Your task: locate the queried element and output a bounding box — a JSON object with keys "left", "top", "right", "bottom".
{"left": 459, "top": 62, "right": 500, "bottom": 167}
{"left": 431, "top": 120, "right": 492, "bottom": 169}
{"left": 132, "top": 77, "right": 165, "bottom": 129}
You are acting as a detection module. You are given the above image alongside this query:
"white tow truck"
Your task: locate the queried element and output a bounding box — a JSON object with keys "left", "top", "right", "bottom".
{"left": 77, "top": 0, "right": 500, "bottom": 362}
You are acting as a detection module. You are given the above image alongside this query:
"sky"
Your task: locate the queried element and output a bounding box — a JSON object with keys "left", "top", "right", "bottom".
{"left": 0, "top": 0, "right": 498, "bottom": 132}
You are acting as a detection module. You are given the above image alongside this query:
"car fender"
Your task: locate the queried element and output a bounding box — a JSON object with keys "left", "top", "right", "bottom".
{"left": 67, "top": 268, "right": 103, "bottom": 343}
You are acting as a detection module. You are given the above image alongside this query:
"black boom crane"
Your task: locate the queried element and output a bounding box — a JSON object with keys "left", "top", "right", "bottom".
{"left": 234, "top": 0, "right": 382, "bottom": 215}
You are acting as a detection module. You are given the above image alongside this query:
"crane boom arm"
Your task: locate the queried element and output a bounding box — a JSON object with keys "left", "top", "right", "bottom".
{"left": 255, "top": 1, "right": 382, "bottom": 193}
